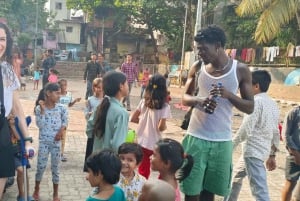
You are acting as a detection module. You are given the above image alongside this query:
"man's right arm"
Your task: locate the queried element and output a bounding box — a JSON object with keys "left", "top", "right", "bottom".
{"left": 182, "top": 61, "right": 203, "bottom": 107}
{"left": 83, "top": 63, "right": 89, "bottom": 80}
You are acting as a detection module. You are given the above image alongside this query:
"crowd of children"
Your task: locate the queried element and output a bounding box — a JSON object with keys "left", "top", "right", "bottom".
{"left": 4, "top": 66, "right": 300, "bottom": 201}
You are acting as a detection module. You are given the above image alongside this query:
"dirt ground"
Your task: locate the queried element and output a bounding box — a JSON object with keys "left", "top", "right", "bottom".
{"left": 268, "top": 83, "right": 300, "bottom": 102}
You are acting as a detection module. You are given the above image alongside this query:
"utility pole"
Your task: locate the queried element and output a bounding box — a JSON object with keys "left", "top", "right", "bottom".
{"left": 194, "top": 0, "right": 202, "bottom": 36}
{"left": 34, "top": 0, "right": 38, "bottom": 68}
{"left": 194, "top": 0, "right": 202, "bottom": 61}
{"left": 179, "top": 3, "right": 188, "bottom": 87}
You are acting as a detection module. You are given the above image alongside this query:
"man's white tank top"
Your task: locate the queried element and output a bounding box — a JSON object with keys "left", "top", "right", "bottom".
{"left": 187, "top": 60, "right": 239, "bottom": 141}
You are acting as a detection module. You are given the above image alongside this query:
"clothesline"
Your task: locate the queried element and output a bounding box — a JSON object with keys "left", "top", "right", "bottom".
{"left": 225, "top": 45, "right": 300, "bottom": 64}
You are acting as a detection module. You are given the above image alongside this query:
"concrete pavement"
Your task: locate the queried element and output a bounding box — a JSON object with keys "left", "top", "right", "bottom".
{"left": 2, "top": 78, "right": 297, "bottom": 201}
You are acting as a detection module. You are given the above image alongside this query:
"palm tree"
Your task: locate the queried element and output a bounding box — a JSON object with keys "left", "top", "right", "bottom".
{"left": 236, "top": 0, "right": 300, "bottom": 44}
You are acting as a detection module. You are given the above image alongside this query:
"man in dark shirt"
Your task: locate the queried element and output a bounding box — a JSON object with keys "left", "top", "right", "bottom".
{"left": 42, "top": 49, "right": 56, "bottom": 88}
{"left": 83, "top": 52, "right": 100, "bottom": 100}
{"left": 281, "top": 106, "right": 300, "bottom": 201}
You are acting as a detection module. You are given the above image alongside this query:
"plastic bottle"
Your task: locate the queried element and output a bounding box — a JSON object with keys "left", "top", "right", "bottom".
{"left": 205, "top": 83, "right": 222, "bottom": 114}
{"left": 126, "top": 129, "right": 136, "bottom": 143}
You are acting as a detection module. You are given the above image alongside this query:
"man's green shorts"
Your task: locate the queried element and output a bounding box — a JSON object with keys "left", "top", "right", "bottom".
{"left": 180, "top": 135, "right": 233, "bottom": 196}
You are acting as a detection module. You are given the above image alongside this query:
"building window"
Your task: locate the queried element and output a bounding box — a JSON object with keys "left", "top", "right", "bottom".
{"left": 47, "top": 32, "right": 56, "bottom": 41}
{"left": 55, "top": 2, "right": 62, "bottom": 10}
{"left": 66, "top": 26, "right": 73, "bottom": 33}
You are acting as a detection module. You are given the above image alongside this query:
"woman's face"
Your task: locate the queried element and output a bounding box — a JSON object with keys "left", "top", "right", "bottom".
{"left": 0, "top": 28, "right": 7, "bottom": 59}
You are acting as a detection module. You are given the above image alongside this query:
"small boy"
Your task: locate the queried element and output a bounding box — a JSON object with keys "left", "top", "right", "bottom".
{"left": 117, "top": 142, "right": 146, "bottom": 201}
{"left": 226, "top": 70, "right": 280, "bottom": 201}
{"left": 138, "top": 179, "right": 175, "bottom": 201}
{"left": 7, "top": 113, "right": 33, "bottom": 201}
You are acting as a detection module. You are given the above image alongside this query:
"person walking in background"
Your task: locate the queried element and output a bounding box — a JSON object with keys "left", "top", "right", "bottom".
{"left": 140, "top": 68, "right": 150, "bottom": 99}
{"left": 130, "top": 74, "right": 172, "bottom": 179}
{"left": 281, "top": 105, "right": 300, "bottom": 201}
{"left": 33, "top": 67, "right": 41, "bottom": 90}
{"left": 0, "top": 22, "right": 32, "bottom": 199}
{"left": 97, "top": 53, "right": 109, "bottom": 76}
{"left": 83, "top": 52, "right": 101, "bottom": 100}
{"left": 121, "top": 54, "right": 138, "bottom": 111}
{"left": 83, "top": 77, "right": 104, "bottom": 172}
{"left": 225, "top": 70, "right": 280, "bottom": 201}
{"left": 117, "top": 142, "right": 146, "bottom": 201}
{"left": 32, "top": 83, "right": 68, "bottom": 201}
{"left": 42, "top": 49, "right": 56, "bottom": 88}
{"left": 12, "top": 49, "right": 23, "bottom": 80}
{"left": 180, "top": 25, "right": 254, "bottom": 201}
{"left": 58, "top": 79, "right": 81, "bottom": 162}
{"left": 85, "top": 71, "right": 129, "bottom": 154}
{"left": 85, "top": 149, "right": 126, "bottom": 201}
{"left": 151, "top": 138, "right": 193, "bottom": 201}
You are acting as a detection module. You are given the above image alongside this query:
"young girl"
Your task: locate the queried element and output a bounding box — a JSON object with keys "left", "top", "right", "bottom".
{"left": 85, "top": 149, "right": 126, "bottom": 201}
{"left": 58, "top": 79, "right": 81, "bottom": 162}
{"left": 130, "top": 74, "right": 171, "bottom": 179}
{"left": 85, "top": 71, "right": 129, "bottom": 154}
{"left": 151, "top": 138, "right": 193, "bottom": 201}
{"left": 32, "top": 83, "right": 68, "bottom": 201}
{"left": 33, "top": 68, "right": 40, "bottom": 90}
{"left": 84, "top": 77, "right": 104, "bottom": 171}
{"left": 140, "top": 68, "right": 150, "bottom": 99}
{"left": 117, "top": 142, "right": 146, "bottom": 201}
{"left": 84, "top": 78, "right": 104, "bottom": 121}
{"left": 48, "top": 68, "right": 59, "bottom": 83}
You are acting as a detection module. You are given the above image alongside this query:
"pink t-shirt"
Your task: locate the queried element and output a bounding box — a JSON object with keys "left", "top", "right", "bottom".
{"left": 48, "top": 74, "right": 58, "bottom": 83}
{"left": 136, "top": 99, "right": 172, "bottom": 150}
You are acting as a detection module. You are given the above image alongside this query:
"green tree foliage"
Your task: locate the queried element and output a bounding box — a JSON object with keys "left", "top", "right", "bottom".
{"left": 220, "top": 4, "right": 257, "bottom": 48}
{"left": 17, "top": 33, "right": 32, "bottom": 53}
{"left": 0, "top": 0, "right": 49, "bottom": 33}
{"left": 236, "top": 0, "right": 300, "bottom": 44}
{"left": 66, "top": 0, "right": 197, "bottom": 62}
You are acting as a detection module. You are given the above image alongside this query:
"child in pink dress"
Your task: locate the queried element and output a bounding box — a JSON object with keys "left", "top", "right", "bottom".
{"left": 48, "top": 69, "right": 59, "bottom": 83}
{"left": 130, "top": 74, "right": 171, "bottom": 179}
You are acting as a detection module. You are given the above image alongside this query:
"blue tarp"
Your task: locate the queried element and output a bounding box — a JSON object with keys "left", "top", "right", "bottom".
{"left": 284, "top": 69, "right": 300, "bottom": 86}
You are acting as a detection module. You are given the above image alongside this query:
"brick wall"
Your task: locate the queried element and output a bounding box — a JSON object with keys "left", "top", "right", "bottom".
{"left": 55, "top": 61, "right": 169, "bottom": 78}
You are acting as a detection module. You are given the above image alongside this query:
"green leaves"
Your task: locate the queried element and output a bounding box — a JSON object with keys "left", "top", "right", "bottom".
{"left": 236, "top": 0, "right": 300, "bottom": 44}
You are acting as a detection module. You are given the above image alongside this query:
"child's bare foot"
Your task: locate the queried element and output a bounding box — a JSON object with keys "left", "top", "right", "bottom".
{"left": 32, "top": 190, "right": 39, "bottom": 201}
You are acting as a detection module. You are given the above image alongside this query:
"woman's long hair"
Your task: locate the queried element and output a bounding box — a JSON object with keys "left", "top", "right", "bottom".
{"left": 0, "top": 23, "right": 13, "bottom": 63}
{"left": 93, "top": 71, "right": 127, "bottom": 138}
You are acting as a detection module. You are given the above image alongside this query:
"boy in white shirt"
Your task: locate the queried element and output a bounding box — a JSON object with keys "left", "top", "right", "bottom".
{"left": 226, "top": 70, "right": 280, "bottom": 201}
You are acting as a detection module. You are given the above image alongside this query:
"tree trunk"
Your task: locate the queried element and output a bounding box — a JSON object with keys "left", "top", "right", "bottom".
{"left": 296, "top": 9, "right": 300, "bottom": 30}
{"left": 149, "top": 28, "right": 159, "bottom": 73}
{"left": 186, "top": 0, "right": 194, "bottom": 51}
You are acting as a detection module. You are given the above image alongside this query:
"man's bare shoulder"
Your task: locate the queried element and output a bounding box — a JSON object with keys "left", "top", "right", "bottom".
{"left": 188, "top": 60, "right": 201, "bottom": 76}
{"left": 236, "top": 61, "right": 251, "bottom": 79}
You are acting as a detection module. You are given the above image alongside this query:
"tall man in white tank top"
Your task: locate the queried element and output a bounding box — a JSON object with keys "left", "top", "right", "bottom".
{"left": 180, "top": 25, "right": 254, "bottom": 201}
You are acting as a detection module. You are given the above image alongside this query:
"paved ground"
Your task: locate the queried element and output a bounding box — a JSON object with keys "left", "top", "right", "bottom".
{"left": 2, "top": 78, "right": 299, "bottom": 201}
